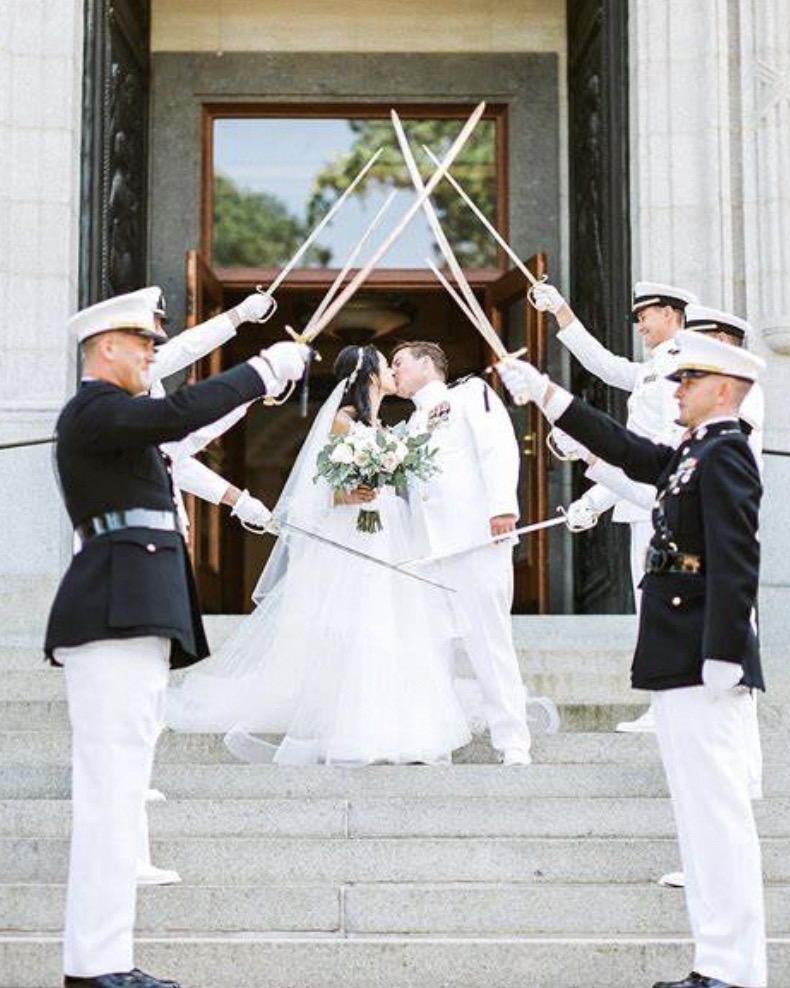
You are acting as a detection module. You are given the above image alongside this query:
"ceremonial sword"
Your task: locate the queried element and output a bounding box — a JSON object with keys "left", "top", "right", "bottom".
{"left": 391, "top": 110, "right": 512, "bottom": 361}
{"left": 285, "top": 101, "right": 487, "bottom": 348}
{"left": 240, "top": 518, "right": 456, "bottom": 593}
{"left": 422, "top": 144, "right": 548, "bottom": 309}
{"left": 401, "top": 511, "right": 570, "bottom": 569}
{"left": 255, "top": 147, "right": 384, "bottom": 305}
{"left": 391, "top": 111, "right": 529, "bottom": 392}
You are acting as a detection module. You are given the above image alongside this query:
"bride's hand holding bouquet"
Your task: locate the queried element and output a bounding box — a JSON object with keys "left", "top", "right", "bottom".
{"left": 315, "top": 421, "right": 439, "bottom": 533}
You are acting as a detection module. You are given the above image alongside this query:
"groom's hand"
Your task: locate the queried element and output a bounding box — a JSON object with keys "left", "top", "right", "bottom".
{"left": 490, "top": 514, "right": 517, "bottom": 538}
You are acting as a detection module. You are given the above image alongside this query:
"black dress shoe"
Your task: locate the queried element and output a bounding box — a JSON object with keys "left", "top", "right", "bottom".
{"left": 65, "top": 970, "right": 181, "bottom": 988}
{"left": 130, "top": 969, "right": 181, "bottom": 988}
{"left": 653, "top": 973, "right": 743, "bottom": 988}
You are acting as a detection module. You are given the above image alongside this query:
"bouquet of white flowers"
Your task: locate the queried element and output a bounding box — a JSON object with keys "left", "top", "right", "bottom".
{"left": 314, "top": 421, "right": 440, "bottom": 533}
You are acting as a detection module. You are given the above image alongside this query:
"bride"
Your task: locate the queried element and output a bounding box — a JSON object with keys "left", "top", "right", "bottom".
{"left": 167, "top": 344, "right": 473, "bottom": 765}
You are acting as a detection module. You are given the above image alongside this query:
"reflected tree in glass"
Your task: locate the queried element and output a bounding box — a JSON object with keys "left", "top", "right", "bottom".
{"left": 308, "top": 120, "right": 498, "bottom": 268}
{"left": 213, "top": 174, "right": 331, "bottom": 268}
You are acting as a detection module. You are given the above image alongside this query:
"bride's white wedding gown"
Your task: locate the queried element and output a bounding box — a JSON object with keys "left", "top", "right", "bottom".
{"left": 167, "top": 397, "right": 473, "bottom": 765}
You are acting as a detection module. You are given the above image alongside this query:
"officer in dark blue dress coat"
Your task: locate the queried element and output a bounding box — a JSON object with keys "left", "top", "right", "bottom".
{"left": 48, "top": 291, "right": 308, "bottom": 988}
{"left": 497, "top": 331, "right": 767, "bottom": 988}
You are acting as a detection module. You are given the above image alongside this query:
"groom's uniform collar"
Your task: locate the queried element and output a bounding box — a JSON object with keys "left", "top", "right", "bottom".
{"left": 412, "top": 380, "right": 449, "bottom": 408}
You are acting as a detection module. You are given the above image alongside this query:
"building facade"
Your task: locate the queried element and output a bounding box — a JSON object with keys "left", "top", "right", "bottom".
{"left": 2, "top": 1, "right": 789, "bottom": 662}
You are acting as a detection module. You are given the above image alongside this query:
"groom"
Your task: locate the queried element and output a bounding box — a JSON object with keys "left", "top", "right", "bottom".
{"left": 392, "top": 341, "right": 537, "bottom": 765}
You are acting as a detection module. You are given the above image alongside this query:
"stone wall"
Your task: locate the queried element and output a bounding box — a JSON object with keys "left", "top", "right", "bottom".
{"left": 0, "top": 0, "right": 84, "bottom": 642}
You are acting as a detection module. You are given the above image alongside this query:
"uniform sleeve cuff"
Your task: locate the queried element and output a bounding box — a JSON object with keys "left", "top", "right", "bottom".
{"left": 543, "top": 387, "right": 573, "bottom": 422}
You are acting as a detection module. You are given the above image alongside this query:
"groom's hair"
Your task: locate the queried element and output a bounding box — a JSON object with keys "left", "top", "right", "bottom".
{"left": 390, "top": 341, "right": 448, "bottom": 380}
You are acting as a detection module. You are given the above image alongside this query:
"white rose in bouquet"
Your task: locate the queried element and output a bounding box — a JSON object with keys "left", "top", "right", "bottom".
{"left": 353, "top": 448, "right": 372, "bottom": 468}
{"left": 330, "top": 442, "right": 354, "bottom": 465}
{"left": 380, "top": 451, "right": 400, "bottom": 474}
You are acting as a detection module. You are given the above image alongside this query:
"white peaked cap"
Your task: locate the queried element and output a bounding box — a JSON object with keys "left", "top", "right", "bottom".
{"left": 125, "top": 285, "right": 168, "bottom": 319}
{"left": 67, "top": 291, "right": 169, "bottom": 345}
{"left": 666, "top": 330, "right": 765, "bottom": 383}
{"left": 683, "top": 304, "right": 752, "bottom": 344}
{"left": 632, "top": 282, "right": 700, "bottom": 320}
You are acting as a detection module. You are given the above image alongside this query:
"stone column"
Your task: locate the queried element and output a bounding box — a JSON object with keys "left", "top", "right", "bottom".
{"left": 739, "top": 0, "right": 790, "bottom": 355}
{"left": 629, "top": 0, "right": 736, "bottom": 306}
{"left": 0, "top": 0, "right": 84, "bottom": 639}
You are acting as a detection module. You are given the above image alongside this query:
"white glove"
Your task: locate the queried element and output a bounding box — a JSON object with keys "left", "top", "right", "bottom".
{"left": 496, "top": 359, "right": 549, "bottom": 406}
{"left": 702, "top": 659, "right": 743, "bottom": 699}
{"left": 260, "top": 341, "right": 311, "bottom": 382}
{"left": 531, "top": 283, "right": 566, "bottom": 314}
{"left": 564, "top": 496, "right": 599, "bottom": 532}
{"left": 548, "top": 427, "right": 590, "bottom": 463}
{"left": 231, "top": 291, "right": 275, "bottom": 326}
{"left": 230, "top": 490, "right": 276, "bottom": 531}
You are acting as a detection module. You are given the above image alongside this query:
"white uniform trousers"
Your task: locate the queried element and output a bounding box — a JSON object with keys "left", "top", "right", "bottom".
{"left": 444, "top": 543, "right": 531, "bottom": 752}
{"left": 653, "top": 687, "right": 767, "bottom": 988}
{"left": 57, "top": 636, "right": 170, "bottom": 977}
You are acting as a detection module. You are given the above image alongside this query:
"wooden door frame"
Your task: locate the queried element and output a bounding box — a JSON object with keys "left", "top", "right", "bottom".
{"left": 487, "top": 255, "right": 550, "bottom": 613}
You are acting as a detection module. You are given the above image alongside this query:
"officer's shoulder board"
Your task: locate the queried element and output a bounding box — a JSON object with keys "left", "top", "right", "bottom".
{"left": 448, "top": 374, "right": 491, "bottom": 411}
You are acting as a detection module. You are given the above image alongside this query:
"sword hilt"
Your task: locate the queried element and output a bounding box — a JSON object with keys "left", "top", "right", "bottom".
{"left": 526, "top": 274, "right": 550, "bottom": 311}
{"left": 484, "top": 346, "right": 528, "bottom": 377}
{"left": 285, "top": 325, "right": 322, "bottom": 362}
{"left": 485, "top": 347, "right": 532, "bottom": 403}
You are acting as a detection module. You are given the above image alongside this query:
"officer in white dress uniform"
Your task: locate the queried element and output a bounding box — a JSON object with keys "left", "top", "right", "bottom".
{"left": 46, "top": 291, "right": 307, "bottom": 988}
{"left": 139, "top": 286, "right": 276, "bottom": 532}
{"left": 534, "top": 280, "right": 698, "bottom": 733}
{"left": 498, "top": 332, "right": 767, "bottom": 988}
{"left": 391, "top": 341, "right": 554, "bottom": 765}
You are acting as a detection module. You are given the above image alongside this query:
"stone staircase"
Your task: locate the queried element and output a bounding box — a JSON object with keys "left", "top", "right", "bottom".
{"left": 0, "top": 615, "right": 788, "bottom": 988}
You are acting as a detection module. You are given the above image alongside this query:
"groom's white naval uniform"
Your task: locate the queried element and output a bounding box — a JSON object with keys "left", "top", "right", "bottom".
{"left": 406, "top": 377, "right": 533, "bottom": 758}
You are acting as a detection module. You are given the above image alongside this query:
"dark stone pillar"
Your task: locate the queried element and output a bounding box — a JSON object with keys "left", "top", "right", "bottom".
{"left": 567, "top": 0, "right": 633, "bottom": 613}
{"left": 79, "top": 0, "right": 151, "bottom": 305}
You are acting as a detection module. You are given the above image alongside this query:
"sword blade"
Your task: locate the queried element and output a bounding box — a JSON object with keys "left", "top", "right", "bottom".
{"left": 403, "top": 515, "right": 567, "bottom": 568}
{"left": 262, "top": 148, "right": 383, "bottom": 297}
{"left": 390, "top": 111, "right": 508, "bottom": 361}
{"left": 426, "top": 258, "right": 480, "bottom": 329}
{"left": 279, "top": 520, "right": 456, "bottom": 593}
{"left": 302, "top": 101, "right": 486, "bottom": 343}
{"left": 422, "top": 144, "right": 539, "bottom": 287}
{"left": 304, "top": 189, "right": 398, "bottom": 336}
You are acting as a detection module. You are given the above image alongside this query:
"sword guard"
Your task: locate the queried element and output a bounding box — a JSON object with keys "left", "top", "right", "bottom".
{"left": 250, "top": 285, "right": 278, "bottom": 324}
{"left": 484, "top": 346, "right": 528, "bottom": 377}
{"left": 526, "top": 274, "right": 549, "bottom": 311}
{"left": 546, "top": 428, "right": 581, "bottom": 462}
{"left": 262, "top": 380, "right": 296, "bottom": 407}
{"left": 285, "top": 325, "right": 322, "bottom": 362}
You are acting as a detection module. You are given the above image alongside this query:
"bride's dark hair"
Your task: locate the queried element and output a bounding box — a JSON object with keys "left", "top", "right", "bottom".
{"left": 333, "top": 344, "right": 381, "bottom": 426}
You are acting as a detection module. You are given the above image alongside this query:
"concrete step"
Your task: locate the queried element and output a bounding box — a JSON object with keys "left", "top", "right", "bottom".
{"left": 4, "top": 834, "right": 790, "bottom": 886}
{"left": 0, "top": 699, "right": 649, "bottom": 734}
{"left": 4, "top": 760, "right": 790, "bottom": 799}
{"left": 0, "top": 729, "right": 668, "bottom": 765}
{"left": 0, "top": 834, "right": 694, "bottom": 884}
{"left": 5, "top": 697, "right": 789, "bottom": 736}
{"left": 3, "top": 795, "right": 790, "bottom": 839}
{"left": 1, "top": 882, "right": 789, "bottom": 936}
{"left": 1, "top": 934, "right": 789, "bottom": 988}
{"left": 0, "top": 668, "right": 642, "bottom": 705}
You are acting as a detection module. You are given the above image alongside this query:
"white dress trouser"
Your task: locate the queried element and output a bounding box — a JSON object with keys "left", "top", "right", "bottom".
{"left": 57, "top": 636, "right": 170, "bottom": 977}
{"left": 653, "top": 687, "right": 767, "bottom": 988}
{"left": 444, "top": 543, "right": 531, "bottom": 752}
